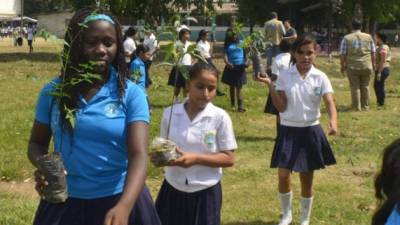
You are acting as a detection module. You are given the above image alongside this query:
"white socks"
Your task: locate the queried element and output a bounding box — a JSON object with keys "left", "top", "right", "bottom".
{"left": 277, "top": 193, "right": 314, "bottom": 225}
{"left": 278, "top": 192, "right": 293, "bottom": 225}
{"left": 300, "top": 196, "right": 313, "bottom": 225}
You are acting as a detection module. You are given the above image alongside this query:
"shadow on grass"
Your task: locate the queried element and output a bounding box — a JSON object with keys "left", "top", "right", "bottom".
{"left": 224, "top": 221, "right": 277, "bottom": 225}
{"left": 236, "top": 135, "right": 276, "bottom": 142}
{"left": 0, "top": 52, "right": 60, "bottom": 63}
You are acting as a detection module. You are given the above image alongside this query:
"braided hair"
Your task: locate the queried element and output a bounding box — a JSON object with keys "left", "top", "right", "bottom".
{"left": 59, "top": 6, "right": 127, "bottom": 129}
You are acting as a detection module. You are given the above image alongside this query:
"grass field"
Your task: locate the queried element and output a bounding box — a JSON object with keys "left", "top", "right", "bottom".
{"left": 0, "top": 38, "right": 399, "bottom": 225}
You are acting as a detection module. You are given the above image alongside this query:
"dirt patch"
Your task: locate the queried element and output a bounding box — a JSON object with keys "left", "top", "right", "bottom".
{"left": 0, "top": 179, "right": 38, "bottom": 199}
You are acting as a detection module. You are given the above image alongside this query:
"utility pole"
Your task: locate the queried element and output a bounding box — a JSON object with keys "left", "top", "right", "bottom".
{"left": 20, "top": 0, "right": 24, "bottom": 29}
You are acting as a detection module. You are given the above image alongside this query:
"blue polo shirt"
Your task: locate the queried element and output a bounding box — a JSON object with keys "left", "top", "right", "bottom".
{"left": 129, "top": 57, "right": 146, "bottom": 91}
{"left": 386, "top": 204, "right": 400, "bottom": 225}
{"left": 226, "top": 42, "right": 245, "bottom": 65}
{"left": 35, "top": 66, "right": 149, "bottom": 199}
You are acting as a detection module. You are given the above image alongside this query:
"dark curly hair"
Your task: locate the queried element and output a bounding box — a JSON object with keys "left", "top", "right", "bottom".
{"left": 59, "top": 6, "right": 127, "bottom": 129}
{"left": 372, "top": 139, "right": 400, "bottom": 225}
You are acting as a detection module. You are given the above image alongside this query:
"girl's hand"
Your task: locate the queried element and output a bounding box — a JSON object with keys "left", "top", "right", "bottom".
{"left": 104, "top": 203, "right": 131, "bottom": 225}
{"left": 34, "top": 169, "right": 48, "bottom": 198}
{"left": 256, "top": 74, "right": 272, "bottom": 85}
{"left": 169, "top": 148, "right": 198, "bottom": 168}
{"left": 328, "top": 120, "right": 338, "bottom": 136}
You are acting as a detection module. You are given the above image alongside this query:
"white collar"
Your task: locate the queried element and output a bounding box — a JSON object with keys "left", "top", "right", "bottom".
{"left": 288, "top": 65, "right": 318, "bottom": 79}
{"left": 173, "top": 101, "right": 214, "bottom": 122}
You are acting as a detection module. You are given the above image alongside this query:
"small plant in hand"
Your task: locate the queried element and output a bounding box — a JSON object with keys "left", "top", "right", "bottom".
{"left": 36, "top": 153, "right": 68, "bottom": 203}
{"left": 148, "top": 17, "right": 206, "bottom": 166}
{"left": 149, "top": 137, "right": 182, "bottom": 167}
{"left": 35, "top": 21, "right": 102, "bottom": 203}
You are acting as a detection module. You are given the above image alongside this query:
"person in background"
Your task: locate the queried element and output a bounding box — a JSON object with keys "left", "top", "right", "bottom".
{"left": 143, "top": 29, "right": 159, "bottom": 88}
{"left": 283, "top": 20, "right": 297, "bottom": 43}
{"left": 221, "top": 28, "right": 249, "bottom": 112}
{"left": 167, "top": 28, "right": 192, "bottom": 103}
{"left": 196, "top": 29, "right": 225, "bottom": 96}
{"left": 340, "top": 19, "right": 376, "bottom": 111}
{"left": 264, "top": 11, "right": 286, "bottom": 69}
{"left": 374, "top": 32, "right": 391, "bottom": 107}
{"left": 123, "top": 26, "right": 138, "bottom": 68}
{"left": 27, "top": 23, "right": 34, "bottom": 53}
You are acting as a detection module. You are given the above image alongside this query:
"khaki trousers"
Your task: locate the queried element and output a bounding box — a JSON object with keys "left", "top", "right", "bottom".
{"left": 346, "top": 68, "right": 372, "bottom": 111}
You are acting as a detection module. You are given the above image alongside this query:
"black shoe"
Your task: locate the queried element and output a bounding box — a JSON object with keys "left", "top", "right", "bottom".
{"left": 237, "top": 108, "right": 246, "bottom": 113}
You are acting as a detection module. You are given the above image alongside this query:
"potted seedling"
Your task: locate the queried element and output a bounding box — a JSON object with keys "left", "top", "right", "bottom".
{"left": 148, "top": 17, "right": 206, "bottom": 167}
{"left": 35, "top": 20, "right": 102, "bottom": 202}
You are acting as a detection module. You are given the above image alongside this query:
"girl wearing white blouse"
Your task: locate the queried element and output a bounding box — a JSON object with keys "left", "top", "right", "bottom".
{"left": 258, "top": 36, "right": 338, "bottom": 225}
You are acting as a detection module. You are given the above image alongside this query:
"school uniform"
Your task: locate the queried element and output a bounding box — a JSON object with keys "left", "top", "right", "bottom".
{"left": 386, "top": 204, "right": 400, "bottom": 225}
{"left": 33, "top": 66, "right": 160, "bottom": 225}
{"left": 143, "top": 33, "right": 158, "bottom": 86}
{"left": 130, "top": 57, "right": 147, "bottom": 91}
{"left": 168, "top": 40, "right": 192, "bottom": 88}
{"left": 221, "top": 42, "right": 247, "bottom": 87}
{"left": 155, "top": 102, "right": 237, "bottom": 225}
{"left": 264, "top": 52, "right": 291, "bottom": 115}
{"left": 270, "top": 65, "right": 336, "bottom": 172}
{"left": 123, "top": 37, "right": 136, "bottom": 67}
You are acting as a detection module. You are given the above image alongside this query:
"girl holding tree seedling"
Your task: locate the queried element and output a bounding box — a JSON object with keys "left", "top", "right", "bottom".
{"left": 167, "top": 28, "right": 192, "bottom": 103}
{"left": 28, "top": 7, "right": 160, "bottom": 225}
{"left": 221, "top": 28, "right": 249, "bottom": 112}
{"left": 156, "top": 62, "right": 237, "bottom": 225}
{"left": 257, "top": 36, "right": 338, "bottom": 225}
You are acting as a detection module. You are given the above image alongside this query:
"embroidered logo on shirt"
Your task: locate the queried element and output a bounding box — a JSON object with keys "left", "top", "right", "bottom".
{"left": 203, "top": 130, "right": 216, "bottom": 150}
{"left": 105, "top": 103, "right": 119, "bottom": 117}
{"left": 313, "top": 86, "right": 322, "bottom": 96}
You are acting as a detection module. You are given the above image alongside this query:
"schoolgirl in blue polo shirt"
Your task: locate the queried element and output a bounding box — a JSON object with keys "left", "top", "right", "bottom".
{"left": 28, "top": 7, "right": 160, "bottom": 225}
{"left": 156, "top": 62, "right": 237, "bottom": 225}
{"left": 372, "top": 139, "right": 400, "bottom": 225}
{"left": 221, "top": 28, "right": 248, "bottom": 112}
{"left": 130, "top": 44, "right": 152, "bottom": 91}
{"left": 258, "top": 36, "right": 337, "bottom": 225}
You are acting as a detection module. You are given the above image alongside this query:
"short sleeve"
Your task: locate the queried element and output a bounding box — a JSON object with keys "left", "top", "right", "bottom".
{"left": 35, "top": 81, "right": 56, "bottom": 124}
{"left": 216, "top": 111, "right": 237, "bottom": 151}
{"left": 126, "top": 84, "right": 150, "bottom": 124}
{"left": 275, "top": 74, "right": 286, "bottom": 91}
{"left": 321, "top": 74, "right": 334, "bottom": 95}
{"left": 271, "top": 59, "right": 280, "bottom": 76}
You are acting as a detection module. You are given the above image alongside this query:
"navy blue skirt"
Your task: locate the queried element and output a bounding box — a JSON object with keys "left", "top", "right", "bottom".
{"left": 155, "top": 180, "right": 222, "bottom": 225}
{"left": 271, "top": 125, "right": 336, "bottom": 172}
{"left": 33, "top": 185, "right": 161, "bottom": 225}
{"left": 221, "top": 64, "right": 247, "bottom": 87}
{"left": 168, "top": 65, "right": 191, "bottom": 88}
{"left": 264, "top": 93, "right": 279, "bottom": 115}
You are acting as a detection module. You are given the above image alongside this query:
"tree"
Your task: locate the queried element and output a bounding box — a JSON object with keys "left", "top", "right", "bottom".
{"left": 235, "top": 0, "right": 277, "bottom": 31}
{"left": 68, "top": 0, "right": 223, "bottom": 26}
{"left": 25, "top": 0, "right": 72, "bottom": 16}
